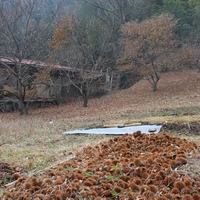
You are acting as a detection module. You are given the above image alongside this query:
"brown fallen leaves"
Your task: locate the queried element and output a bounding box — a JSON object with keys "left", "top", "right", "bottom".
{"left": 1, "top": 70, "right": 200, "bottom": 133}
{"left": 3, "top": 132, "right": 200, "bottom": 200}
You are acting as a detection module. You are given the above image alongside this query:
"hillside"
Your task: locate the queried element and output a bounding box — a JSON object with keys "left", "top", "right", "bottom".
{"left": 35, "top": 69, "right": 200, "bottom": 122}
{"left": 12, "top": 69, "right": 200, "bottom": 126}
{"left": 0, "top": 69, "right": 200, "bottom": 198}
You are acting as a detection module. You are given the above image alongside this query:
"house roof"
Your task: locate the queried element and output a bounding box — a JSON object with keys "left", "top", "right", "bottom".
{"left": 0, "top": 57, "right": 104, "bottom": 79}
{"left": 0, "top": 57, "right": 76, "bottom": 72}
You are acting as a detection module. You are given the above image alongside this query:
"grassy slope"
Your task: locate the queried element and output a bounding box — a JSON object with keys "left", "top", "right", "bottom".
{"left": 0, "top": 69, "right": 200, "bottom": 172}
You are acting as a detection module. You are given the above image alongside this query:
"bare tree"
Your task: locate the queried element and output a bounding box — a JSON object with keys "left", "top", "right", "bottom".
{"left": 188, "top": 30, "right": 200, "bottom": 72}
{"left": 0, "top": 0, "right": 63, "bottom": 114}
{"left": 77, "top": 0, "right": 134, "bottom": 24}
{"left": 51, "top": 15, "right": 113, "bottom": 107}
{"left": 75, "top": 0, "right": 154, "bottom": 91}
{"left": 171, "top": 29, "right": 200, "bottom": 72}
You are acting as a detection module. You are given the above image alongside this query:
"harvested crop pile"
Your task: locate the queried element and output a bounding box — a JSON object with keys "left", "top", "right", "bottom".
{"left": 0, "top": 163, "right": 17, "bottom": 186}
{"left": 3, "top": 132, "right": 200, "bottom": 200}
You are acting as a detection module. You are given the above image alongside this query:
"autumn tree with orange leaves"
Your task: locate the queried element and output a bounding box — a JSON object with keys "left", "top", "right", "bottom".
{"left": 51, "top": 16, "right": 75, "bottom": 51}
{"left": 119, "top": 14, "right": 177, "bottom": 91}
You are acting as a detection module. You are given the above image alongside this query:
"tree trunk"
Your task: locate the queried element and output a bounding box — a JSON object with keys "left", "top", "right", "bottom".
{"left": 150, "top": 72, "right": 160, "bottom": 92}
{"left": 197, "top": 64, "right": 200, "bottom": 72}
{"left": 152, "top": 83, "right": 158, "bottom": 92}
{"left": 83, "top": 94, "right": 88, "bottom": 107}
{"left": 18, "top": 98, "right": 28, "bottom": 115}
{"left": 82, "top": 83, "right": 88, "bottom": 107}
{"left": 18, "top": 81, "right": 28, "bottom": 115}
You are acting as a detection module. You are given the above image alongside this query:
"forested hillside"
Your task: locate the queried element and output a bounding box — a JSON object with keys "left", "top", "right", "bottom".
{"left": 0, "top": 0, "right": 200, "bottom": 114}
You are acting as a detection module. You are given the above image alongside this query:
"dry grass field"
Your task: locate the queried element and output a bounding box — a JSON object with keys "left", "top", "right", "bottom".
{"left": 0, "top": 69, "right": 200, "bottom": 199}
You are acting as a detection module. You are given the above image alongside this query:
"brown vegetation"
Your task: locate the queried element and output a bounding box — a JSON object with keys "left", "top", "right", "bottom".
{"left": 3, "top": 132, "right": 200, "bottom": 199}
{"left": 119, "top": 14, "right": 177, "bottom": 91}
{"left": 0, "top": 69, "right": 200, "bottom": 198}
{"left": 2, "top": 69, "right": 199, "bottom": 124}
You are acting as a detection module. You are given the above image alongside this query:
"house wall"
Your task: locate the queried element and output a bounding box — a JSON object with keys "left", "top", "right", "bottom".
{"left": 0, "top": 68, "right": 17, "bottom": 86}
{"left": 0, "top": 64, "right": 110, "bottom": 101}
{"left": 49, "top": 76, "right": 70, "bottom": 99}
{"left": 0, "top": 69, "right": 8, "bottom": 86}
{"left": 0, "top": 67, "right": 19, "bottom": 97}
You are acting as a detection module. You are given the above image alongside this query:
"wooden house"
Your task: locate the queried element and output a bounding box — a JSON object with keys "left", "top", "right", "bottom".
{"left": 0, "top": 57, "right": 108, "bottom": 111}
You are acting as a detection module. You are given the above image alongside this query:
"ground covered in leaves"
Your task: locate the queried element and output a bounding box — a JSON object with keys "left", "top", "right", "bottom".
{"left": 1, "top": 69, "right": 200, "bottom": 199}
{"left": 2, "top": 132, "right": 200, "bottom": 200}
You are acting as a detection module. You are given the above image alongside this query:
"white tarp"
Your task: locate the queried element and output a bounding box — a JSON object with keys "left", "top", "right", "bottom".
{"left": 62, "top": 124, "right": 162, "bottom": 135}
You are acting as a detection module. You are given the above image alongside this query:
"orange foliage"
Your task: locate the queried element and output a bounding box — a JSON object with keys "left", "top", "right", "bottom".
{"left": 52, "top": 16, "right": 75, "bottom": 50}
{"left": 119, "top": 14, "right": 177, "bottom": 76}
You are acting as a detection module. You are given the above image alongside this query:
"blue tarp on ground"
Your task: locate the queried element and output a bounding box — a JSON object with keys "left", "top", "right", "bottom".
{"left": 62, "top": 124, "right": 162, "bottom": 135}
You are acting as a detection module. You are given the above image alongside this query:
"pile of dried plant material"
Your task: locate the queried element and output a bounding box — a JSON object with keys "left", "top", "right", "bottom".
{"left": 3, "top": 132, "right": 200, "bottom": 200}
{"left": 0, "top": 163, "right": 18, "bottom": 187}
